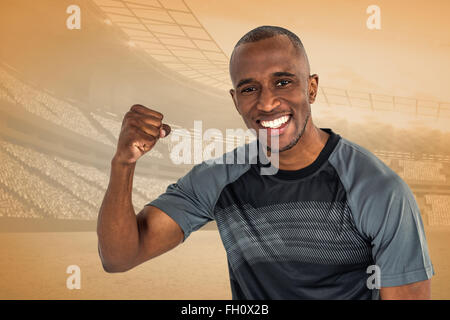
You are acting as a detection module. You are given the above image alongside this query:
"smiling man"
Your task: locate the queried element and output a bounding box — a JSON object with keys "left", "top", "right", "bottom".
{"left": 97, "top": 26, "right": 434, "bottom": 300}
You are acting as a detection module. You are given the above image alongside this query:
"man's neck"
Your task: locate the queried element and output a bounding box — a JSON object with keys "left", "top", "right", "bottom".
{"left": 277, "top": 124, "right": 330, "bottom": 171}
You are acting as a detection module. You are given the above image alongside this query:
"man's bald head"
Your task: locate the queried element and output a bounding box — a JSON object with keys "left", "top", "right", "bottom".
{"left": 229, "top": 25, "right": 311, "bottom": 78}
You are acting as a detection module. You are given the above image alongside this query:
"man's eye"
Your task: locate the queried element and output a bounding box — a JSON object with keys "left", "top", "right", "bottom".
{"left": 276, "top": 79, "right": 291, "bottom": 86}
{"left": 241, "top": 87, "right": 256, "bottom": 93}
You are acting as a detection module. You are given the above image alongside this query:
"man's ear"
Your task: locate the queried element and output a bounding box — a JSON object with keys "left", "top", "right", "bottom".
{"left": 230, "top": 89, "right": 241, "bottom": 115}
{"left": 308, "top": 74, "right": 319, "bottom": 104}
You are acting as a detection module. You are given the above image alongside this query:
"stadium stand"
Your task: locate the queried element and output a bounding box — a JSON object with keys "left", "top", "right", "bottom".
{"left": 0, "top": 136, "right": 178, "bottom": 220}
{"left": 0, "top": 85, "right": 15, "bottom": 105}
{"left": 0, "top": 141, "right": 105, "bottom": 209}
{"left": 53, "top": 156, "right": 174, "bottom": 205}
{"left": 0, "top": 185, "right": 40, "bottom": 219}
{"left": 89, "top": 112, "right": 122, "bottom": 140}
{"left": 425, "top": 195, "right": 450, "bottom": 226}
{"left": 398, "top": 160, "right": 446, "bottom": 183}
{"left": 0, "top": 147, "right": 93, "bottom": 220}
{"left": 0, "top": 66, "right": 115, "bottom": 147}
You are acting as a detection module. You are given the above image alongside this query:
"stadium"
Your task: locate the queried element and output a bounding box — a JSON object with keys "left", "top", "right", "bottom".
{"left": 0, "top": 0, "right": 449, "bottom": 299}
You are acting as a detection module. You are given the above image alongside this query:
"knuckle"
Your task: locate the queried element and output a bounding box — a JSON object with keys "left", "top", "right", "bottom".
{"left": 130, "top": 104, "right": 142, "bottom": 111}
{"left": 140, "top": 135, "right": 156, "bottom": 147}
{"left": 124, "top": 117, "right": 136, "bottom": 128}
{"left": 123, "top": 111, "right": 135, "bottom": 124}
{"left": 121, "top": 124, "right": 138, "bottom": 139}
{"left": 135, "top": 124, "right": 156, "bottom": 138}
{"left": 155, "top": 111, "right": 163, "bottom": 119}
{"left": 146, "top": 116, "right": 162, "bottom": 126}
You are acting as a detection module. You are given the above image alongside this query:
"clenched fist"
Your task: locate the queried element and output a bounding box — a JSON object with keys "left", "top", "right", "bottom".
{"left": 113, "top": 104, "right": 171, "bottom": 165}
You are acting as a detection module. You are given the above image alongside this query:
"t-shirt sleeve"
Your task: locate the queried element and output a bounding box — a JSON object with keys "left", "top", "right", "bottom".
{"left": 361, "top": 181, "right": 435, "bottom": 287}
{"left": 146, "top": 163, "right": 217, "bottom": 242}
{"left": 329, "top": 139, "right": 435, "bottom": 288}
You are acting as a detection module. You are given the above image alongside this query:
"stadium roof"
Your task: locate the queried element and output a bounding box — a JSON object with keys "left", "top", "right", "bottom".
{"left": 91, "top": 0, "right": 231, "bottom": 91}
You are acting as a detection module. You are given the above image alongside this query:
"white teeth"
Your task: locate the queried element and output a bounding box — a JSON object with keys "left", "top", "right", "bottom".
{"left": 260, "top": 115, "right": 289, "bottom": 128}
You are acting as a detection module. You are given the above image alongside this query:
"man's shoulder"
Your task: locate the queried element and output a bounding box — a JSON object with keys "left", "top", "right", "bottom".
{"left": 329, "top": 136, "right": 419, "bottom": 232}
{"left": 329, "top": 136, "right": 411, "bottom": 198}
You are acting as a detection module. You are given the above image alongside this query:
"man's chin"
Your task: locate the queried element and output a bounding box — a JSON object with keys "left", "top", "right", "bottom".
{"left": 267, "top": 132, "right": 302, "bottom": 153}
{"left": 267, "top": 143, "right": 294, "bottom": 153}
{"left": 265, "top": 112, "right": 310, "bottom": 153}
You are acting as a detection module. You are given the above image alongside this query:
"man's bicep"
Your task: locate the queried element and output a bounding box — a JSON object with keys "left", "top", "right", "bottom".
{"left": 134, "top": 205, "right": 184, "bottom": 265}
{"left": 380, "top": 279, "right": 431, "bottom": 300}
{"left": 131, "top": 162, "right": 224, "bottom": 267}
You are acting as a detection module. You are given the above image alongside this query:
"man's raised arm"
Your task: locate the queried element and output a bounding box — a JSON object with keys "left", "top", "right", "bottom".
{"left": 97, "top": 104, "right": 183, "bottom": 273}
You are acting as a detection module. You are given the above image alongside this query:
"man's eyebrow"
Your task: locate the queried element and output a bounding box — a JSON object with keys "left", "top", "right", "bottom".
{"left": 236, "top": 78, "right": 254, "bottom": 89}
{"left": 236, "top": 72, "right": 297, "bottom": 89}
{"left": 272, "top": 71, "right": 297, "bottom": 78}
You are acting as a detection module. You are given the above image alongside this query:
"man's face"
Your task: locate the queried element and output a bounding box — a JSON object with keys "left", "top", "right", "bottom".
{"left": 229, "top": 35, "right": 317, "bottom": 152}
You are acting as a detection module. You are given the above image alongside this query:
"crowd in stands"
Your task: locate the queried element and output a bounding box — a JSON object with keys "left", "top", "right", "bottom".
{"left": 0, "top": 140, "right": 177, "bottom": 219}
{"left": 425, "top": 195, "right": 450, "bottom": 226}
{"left": 53, "top": 156, "right": 174, "bottom": 210}
{"left": 398, "top": 160, "right": 446, "bottom": 182}
{"left": 0, "top": 85, "right": 15, "bottom": 104}
{"left": 0, "top": 67, "right": 114, "bottom": 147}
{"left": 0, "top": 147, "right": 93, "bottom": 220}
{"left": 89, "top": 111, "right": 122, "bottom": 139}
{"left": 0, "top": 141, "right": 103, "bottom": 210}
{"left": 0, "top": 185, "right": 40, "bottom": 218}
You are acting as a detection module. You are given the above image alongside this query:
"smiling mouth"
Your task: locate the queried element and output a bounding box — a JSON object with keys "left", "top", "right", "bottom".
{"left": 256, "top": 114, "right": 292, "bottom": 136}
{"left": 259, "top": 115, "right": 290, "bottom": 129}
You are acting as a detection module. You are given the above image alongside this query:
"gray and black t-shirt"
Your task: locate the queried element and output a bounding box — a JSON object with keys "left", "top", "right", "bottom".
{"left": 148, "top": 128, "right": 434, "bottom": 299}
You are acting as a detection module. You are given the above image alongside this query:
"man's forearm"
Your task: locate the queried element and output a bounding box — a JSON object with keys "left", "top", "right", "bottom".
{"left": 97, "top": 158, "right": 140, "bottom": 272}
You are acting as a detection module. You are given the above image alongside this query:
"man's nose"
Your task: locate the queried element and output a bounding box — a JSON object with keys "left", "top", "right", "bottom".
{"left": 256, "top": 87, "right": 280, "bottom": 112}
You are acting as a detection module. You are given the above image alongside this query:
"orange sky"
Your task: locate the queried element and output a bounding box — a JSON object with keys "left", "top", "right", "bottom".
{"left": 187, "top": 0, "right": 450, "bottom": 102}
